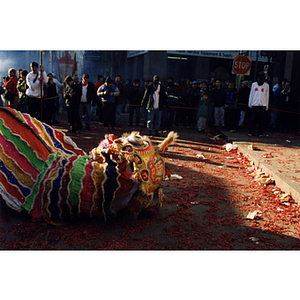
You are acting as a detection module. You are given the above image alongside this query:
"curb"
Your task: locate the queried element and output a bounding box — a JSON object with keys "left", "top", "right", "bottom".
{"left": 220, "top": 131, "right": 300, "bottom": 205}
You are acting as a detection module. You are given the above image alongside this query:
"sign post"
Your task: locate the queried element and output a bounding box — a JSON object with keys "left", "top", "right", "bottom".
{"left": 232, "top": 55, "right": 252, "bottom": 105}
{"left": 232, "top": 55, "right": 252, "bottom": 76}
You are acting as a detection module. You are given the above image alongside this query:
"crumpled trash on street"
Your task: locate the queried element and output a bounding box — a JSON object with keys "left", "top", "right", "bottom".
{"left": 279, "top": 193, "right": 291, "bottom": 202}
{"left": 191, "top": 201, "right": 200, "bottom": 205}
{"left": 246, "top": 210, "right": 263, "bottom": 220}
{"left": 196, "top": 153, "right": 206, "bottom": 159}
{"left": 248, "top": 143, "right": 259, "bottom": 150}
{"left": 211, "top": 134, "right": 223, "bottom": 142}
{"left": 170, "top": 174, "right": 183, "bottom": 180}
{"left": 221, "top": 143, "right": 238, "bottom": 152}
{"left": 263, "top": 153, "right": 273, "bottom": 158}
{"left": 250, "top": 170, "right": 274, "bottom": 185}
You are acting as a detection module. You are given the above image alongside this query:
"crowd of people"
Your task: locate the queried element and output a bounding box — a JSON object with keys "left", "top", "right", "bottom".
{"left": 1, "top": 62, "right": 299, "bottom": 137}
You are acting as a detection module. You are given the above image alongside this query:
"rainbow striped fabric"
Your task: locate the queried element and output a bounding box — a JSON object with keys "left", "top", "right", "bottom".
{"left": 0, "top": 107, "right": 171, "bottom": 224}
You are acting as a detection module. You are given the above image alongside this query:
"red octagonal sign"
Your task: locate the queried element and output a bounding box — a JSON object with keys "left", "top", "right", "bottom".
{"left": 232, "top": 55, "right": 252, "bottom": 75}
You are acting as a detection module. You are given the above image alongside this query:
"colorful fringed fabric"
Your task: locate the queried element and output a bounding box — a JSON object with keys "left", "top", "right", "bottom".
{"left": 0, "top": 108, "right": 175, "bottom": 224}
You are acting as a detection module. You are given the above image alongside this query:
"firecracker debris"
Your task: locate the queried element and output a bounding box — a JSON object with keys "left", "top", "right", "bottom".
{"left": 0, "top": 111, "right": 300, "bottom": 250}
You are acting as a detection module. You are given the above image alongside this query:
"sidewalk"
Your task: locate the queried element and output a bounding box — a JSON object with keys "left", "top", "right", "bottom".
{"left": 219, "top": 127, "right": 300, "bottom": 204}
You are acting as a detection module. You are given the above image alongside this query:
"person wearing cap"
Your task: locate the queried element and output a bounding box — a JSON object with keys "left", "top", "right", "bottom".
{"left": 248, "top": 71, "right": 270, "bottom": 137}
{"left": 141, "top": 75, "right": 167, "bottom": 136}
{"left": 185, "top": 80, "right": 200, "bottom": 129}
{"left": 97, "top": 76, "right": 120, "bottom": 130}
{"left": 79, "top": 73, "right": 96, "bottom": 130}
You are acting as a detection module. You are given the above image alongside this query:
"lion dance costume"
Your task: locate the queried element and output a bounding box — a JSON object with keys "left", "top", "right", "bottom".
{"left": 0, "top": 107, "right": 178, "bottom": 225}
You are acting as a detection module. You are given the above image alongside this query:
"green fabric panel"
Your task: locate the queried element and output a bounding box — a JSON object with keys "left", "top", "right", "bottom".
{"left": 68, "top": 156, "right": 91, "bottom": 208}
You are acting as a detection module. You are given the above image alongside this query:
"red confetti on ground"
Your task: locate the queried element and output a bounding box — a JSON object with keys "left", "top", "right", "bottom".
{"left": 1, "top": 111, "right": 300, "bottom": 250}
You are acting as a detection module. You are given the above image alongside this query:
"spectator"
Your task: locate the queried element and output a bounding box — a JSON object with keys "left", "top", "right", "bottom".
{"left": 63, "top": 76, "right": 82, "bottom": 133}
{"left": 122, "top": 79, "right": 132, "bottom": 113}
{"left": 161, "top": 76, "right": 180, "bottom": 132}
{"left": 1, "top": 76, "right": 9, "bottom": 106}
{"left": 140, "top": 80, "right": 149, "bottom": 127}
{"left": 237, "top": 81, "right": 250, "bottom": 128}
{"left": 97, "top": 76, "right": 120, "bottom": 130}
{"left": 114, "top": 75, "right": 124, "bottom": 127}
{"left": 270, "top": 78, "right": 287, "bottom": 129}
{"left": 186, "top": 78, "right": 191, "bottom": 88}
{"left": 4, "top": 68, "right": 19, "bottom": 106}
{"left": 248, "top": 71, "right": 270, "bottom": 137}
{"left": 93, "top": 75, "right": 104, "bottom": 123}
{"left": 200, "top": 81, "right": 212, "bottom": 128}
{"left": 17, "top": 69, "right": 23, "bottom": 79}
{"left": 52, "top": 73, "right": 64, "bottom": 124}
{"left": 276, "top": 81, "right": 294, "bottom": 132}
{"left": 141, "top": 75, "right": 167, "bottom": 136}
{"left": 17, "top": 70, "right": 29, "bottom": 113}
{"left": 197, "top": 92, "right": 211, "bottom": 133}
{"left": 176, "top": 80, "right": 189, "bottom": 126}
{"left": 128, "top": 78, "right": 144, "bottom": 127}
{"left": 73, "top": 74, "right": 79, "bottom": 84}
{"left": 26, "top": 62, "right": 48, "bottom": 121}
{"left": 44, "top": 73, "right": 58, "bottom": 125}
{"left": 225, "top": 80, "right": 237, "bottom": 107}
{"left": 185, "top": 81, "right": 200, "bottom": 129}
{"left": 79, "top": 74, "right": 96, "bottom": 130}
{"left": 211, "top": 79, "right": 227, "bottom": 128}
{"left": 210, "top": 77, "right": 216, "bottom": 88}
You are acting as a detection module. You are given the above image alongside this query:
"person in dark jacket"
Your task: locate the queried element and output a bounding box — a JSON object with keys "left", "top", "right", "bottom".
{"left": 63, "top": 76, "right": 82, "bottom": 133}
{"left": 185, "top": 81, "right": 200, "bottom": 129}
{"left": 97, "top": 76, "right": 120, "bottom": 130}
{"left": 276, "top": 81, "right": 294, "bottom": 132}
{"left": 44, "top": 73, "right": 58, "bottom": 125}
{"left": 141, "top": 75, "right": 167, "bottom": 136}
{"left": 161, "top": 76, "right": 180, "bottom": 132}
{"left": 79, "top": 74, "right": 96, "bottom": 130}
{"left": 237, "top": 81, "right": 250, "bottom": 127}
{"left": 211, "top": 79, "right": 227, "bottom": 127}
{"left": 17, "top": 70, "right": 29, "bottom": 113}
{"left": 114, "top": 75, "right": 124, "bottom": 127}
{"left": 128, "top": 78, "right": 144, "bottom": 127}
{"left": 176, "top": 80, "right": 189, "bottom": 126}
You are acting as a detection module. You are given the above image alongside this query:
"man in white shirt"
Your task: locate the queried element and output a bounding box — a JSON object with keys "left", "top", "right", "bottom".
{"left": 26, "top": 61, "right": 48, "bottom": 121}
{"left": 248, "top": 72, "right": 270, "bottom": 137}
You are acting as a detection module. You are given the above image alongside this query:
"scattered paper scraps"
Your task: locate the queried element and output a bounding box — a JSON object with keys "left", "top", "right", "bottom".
{"left": 170, "top": 174, "right": 183, "bottom": 180}
{"left": 221, "top": 143, "right": 238, "bottom": 152}
{"left": 246, "top": 210, "right": 263, "bottom": 220}
{"left": 262, "top": 153, "right": 273, "bottom": 158}
{"left": 248, "top": 144, "right": 259, "bottom": 151}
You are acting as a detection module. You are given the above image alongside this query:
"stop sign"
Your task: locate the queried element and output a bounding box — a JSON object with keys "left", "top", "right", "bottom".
{"left": 232, "top": 55, "right": 252, "bottom": 75}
